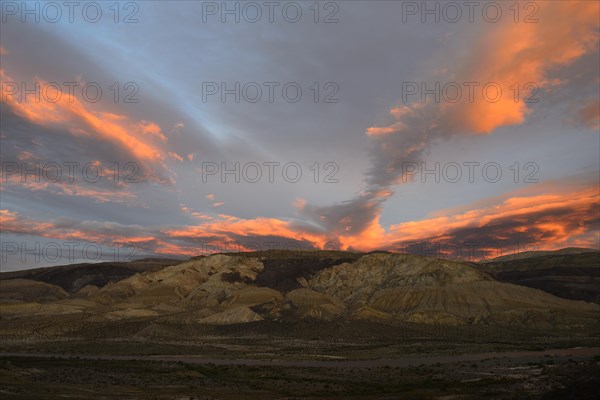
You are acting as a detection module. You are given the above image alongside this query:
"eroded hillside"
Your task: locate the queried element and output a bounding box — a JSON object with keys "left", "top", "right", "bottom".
{"left": 2, "top": 251, "right": 598, "bottom": 332}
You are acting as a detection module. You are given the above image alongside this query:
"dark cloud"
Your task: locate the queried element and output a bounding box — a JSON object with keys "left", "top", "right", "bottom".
{"left": 390, "top": 201, "right": 600, "bottom": 260}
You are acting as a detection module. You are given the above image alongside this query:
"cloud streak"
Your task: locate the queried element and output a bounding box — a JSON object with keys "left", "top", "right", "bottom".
{"left": 2, "top": 177, "right": 597, "bottom": 263}
{"left": 300, "top": 0, "right": 600, "bottom": 241}
{"left": 1, "top": 68, "right": 175, "bottom": 185}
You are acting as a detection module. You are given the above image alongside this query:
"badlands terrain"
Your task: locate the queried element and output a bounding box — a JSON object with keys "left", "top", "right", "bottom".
{"left": 1, "top": 249, "right": 599, "bottom": 399}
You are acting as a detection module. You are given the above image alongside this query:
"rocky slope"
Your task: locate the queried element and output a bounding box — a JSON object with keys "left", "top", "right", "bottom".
{"left": 0, "top": 258, "right": 184, "bottom": 293}
{"left": 1, "top": 251, "right": 597, "bottom": 329}
{"left": 480, "top": 250, "right": 600, "bottom": 303}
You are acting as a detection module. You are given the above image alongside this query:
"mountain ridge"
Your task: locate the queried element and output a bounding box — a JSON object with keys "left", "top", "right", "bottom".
{"left": 2, "top": 250, "right": 597, "bottom": 331}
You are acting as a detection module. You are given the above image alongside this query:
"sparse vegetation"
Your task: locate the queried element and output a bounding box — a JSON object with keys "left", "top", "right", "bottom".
{"left": 1, "top": 250, "right": 599, "bottom": 399}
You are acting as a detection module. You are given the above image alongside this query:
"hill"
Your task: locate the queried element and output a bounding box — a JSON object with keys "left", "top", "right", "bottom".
{"left": 0, "top": 258, "right": 184, "bottom": 294}
{"left": 480, "top": 250, "right": 600, "bottom": 303}
{"left": 482, "top": 247, "right": 598, "bottom": 263}
{"left": 1, "top": 251, "right": 597, "bottom": 332}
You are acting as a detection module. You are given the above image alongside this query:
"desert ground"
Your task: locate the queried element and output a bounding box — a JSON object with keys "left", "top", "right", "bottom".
{"left": 1, "top": 250, "right": 599, "bottom": 399}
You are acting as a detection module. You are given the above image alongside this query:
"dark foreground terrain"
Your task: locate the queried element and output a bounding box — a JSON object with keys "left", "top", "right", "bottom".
{"left": 1, "top": 347, "right": 599, "bottom": 399}
{"left": 1, "top": 321, "right": 599, "bottom": 400}
{"left": 1, "top": 250, "right": 598, "bottom": 399}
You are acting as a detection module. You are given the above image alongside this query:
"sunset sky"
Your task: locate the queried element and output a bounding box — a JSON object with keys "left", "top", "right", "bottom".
{"left": 1, "top": 1, "right": 599, "bottom": 270}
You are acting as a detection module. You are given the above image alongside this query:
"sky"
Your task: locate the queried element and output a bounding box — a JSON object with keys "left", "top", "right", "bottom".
{"left": 0, "top": 0, "right": 599, "bottom": 271}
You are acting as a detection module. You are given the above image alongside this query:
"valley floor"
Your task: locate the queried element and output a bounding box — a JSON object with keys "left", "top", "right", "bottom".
{"left": 1, "top": 348, "right": 599, "bottom": 399}
{"left": 1, "top": 331, "right": 599, "bottom": 400}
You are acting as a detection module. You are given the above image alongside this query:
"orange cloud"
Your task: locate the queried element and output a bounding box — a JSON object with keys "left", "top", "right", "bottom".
{"left": 385, "top": 184, "right": 599, "bottom": 257}
{"left": 1, "top": 178, "right": 597, "bottom": 261}
{"left": 0, "top": 176, "right": 136, "bottom": 203}
{"left": 1, "top": 153, "right": 137, "bottom": 203}
{"left": 367, "top": 1, "right": 600, "bottom": 136}
{"left": 366, "top": 125, "right": 401, "bottom": 137}
{"left": 139, "top": 120, "right": 167, "bottom": 142}
{"left": 449, "top": 1, "right": 599, "bottom": 134}
{"left": 580, "top": 98, "right": 600, "bottom": 131}
{"left": 180, "top": 204, "right": 213, "bottom": 221}
{"left": 168, "top": 152, "right": 184, "bottom": 162}
{"left": 338, "top": 213, "right": 386, "bottom": 251}
{"left": 1, "top": 69, "right": 173, "bottom": 184}
{"left": 350, "top": 0, "right": 600, "bottom": 235}
{"left": 164, "top": 216, "right": 322, "bottom": 244}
